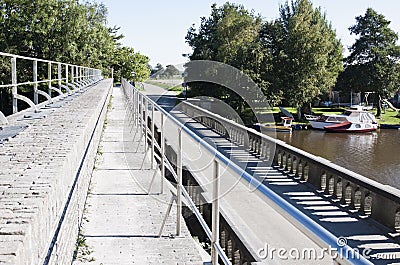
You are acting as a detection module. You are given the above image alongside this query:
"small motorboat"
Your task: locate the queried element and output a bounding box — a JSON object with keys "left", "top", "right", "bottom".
{"left": 324, "top": 121, "right": 377, "bottom": 133}
{"left": 254, "top": 117, "right": 293, "bottom": 133}
{"left": 305, "top": 107, "right": 377, "bottom": 130}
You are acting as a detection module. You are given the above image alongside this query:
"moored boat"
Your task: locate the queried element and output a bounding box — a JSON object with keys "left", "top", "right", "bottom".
{"left": 254, "top": 117, "right": 293, "bottom": 133}
{"left": 324, "top": 121, "right": 377, "bottom": 133}
{"left": 305, "top": 108, "right": 377, "bottom": 130}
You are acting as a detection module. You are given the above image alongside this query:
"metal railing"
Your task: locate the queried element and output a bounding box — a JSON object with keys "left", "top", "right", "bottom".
{"left": 179, "top": 100, "right": 400, "bottom": 233}
{"left": 0, "top": 52, "right": 102, "bottom": 123}
{"left": 121, "top": 79, "right": 372, "bottom": 265}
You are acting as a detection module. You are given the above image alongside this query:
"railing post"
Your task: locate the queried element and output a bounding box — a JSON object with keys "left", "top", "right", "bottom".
{"left": 48, "top": 62, "right": 52, "bottom": 96}
{"left": 58, "top": 63, "right": 61, "bottom": 91}
{"left": 151, "top": 103, "right": 155, "bottom": 169}
{"left": 11, "top": 57, "right": 17, "bottom": 113}
{"left": 211, "top": 159, "right": 220, "bottom": 265}
{"left": 71, "top": 65, "right": 74, "bottom": 84}
{"left": 176, "top": 128, "right": 182, "bottom": 236}
{"left": 65, "top": 64, "right": 69, "bottom": 87}
{"left": 137, "top": 93, "right": 142, "bottom": 139}
{"left": 33, "top": 60, "right": 38, "bottom": 104}
{"left": 144, "top": 97, "right": 148, "bottom": 152}
{"left": 160, "top": 113, "right": 165, "bottom": 194}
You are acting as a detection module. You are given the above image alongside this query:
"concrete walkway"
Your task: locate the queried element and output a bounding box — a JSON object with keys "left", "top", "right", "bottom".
{"left": 74, "top": 86, "right": 204, "bottom": 264}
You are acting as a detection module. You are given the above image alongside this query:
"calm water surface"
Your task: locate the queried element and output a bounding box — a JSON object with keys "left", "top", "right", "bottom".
{"left": 274, "top": 130, "right": 400, "bottom": 188}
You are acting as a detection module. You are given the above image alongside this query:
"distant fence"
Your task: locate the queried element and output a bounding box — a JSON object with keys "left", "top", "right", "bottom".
{"left": 0, "top": 52, "right": 101, "bottom": 120}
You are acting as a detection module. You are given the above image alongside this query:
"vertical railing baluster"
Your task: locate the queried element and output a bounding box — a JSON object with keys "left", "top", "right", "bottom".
{"left": 151, "top": 103, "right": 155, "bottom": 169}
{"left": 160, "top": 113, "right": 165, "bottom": 194}
{"left": 33, "top": 60, "right": 38, "bottom": 104}
{"left": 144, "top": 98, "right": 148, "bottom": 152}
{"left": 48, "top": 62, "right": 52, "bottom": 96}
{"left": 58, "top": 63, "right": 61, "bottom": 91}
{"left": 211, "top": 159, "right": 220, "bottom": 265}
{"left": 65, "top": 64, "right": 69, "bottom": 89}
{"left": 176, "top": 128, "right": 182, "bottom": 236}
{"left": 11, "top": 57, "right": 17, "bottom": 113}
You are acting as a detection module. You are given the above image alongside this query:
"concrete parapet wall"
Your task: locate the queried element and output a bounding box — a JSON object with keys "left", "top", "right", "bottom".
{"left": 0, "top": 79, "right": 112, "bottom": 264}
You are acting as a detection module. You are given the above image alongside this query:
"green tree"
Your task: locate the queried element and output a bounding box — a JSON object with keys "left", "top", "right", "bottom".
{"left": 0, "top": 0, "right": 149, "bottom": 114}
{"left": 267, "top": 0, "right": 343, "bottom": 119}
{"left": 185, "top": 3, "right": 264, "bottom": 122}
{"left": 112, "top": 46, "right": 150, "bottom": 82}
{"left": 337, "top": 8, "right": 400, "bottom": 117}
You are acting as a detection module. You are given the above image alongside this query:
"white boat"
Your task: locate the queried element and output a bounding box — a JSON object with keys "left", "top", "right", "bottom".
{"left": 305, "top": 108, "right": 378, "bottom": 130}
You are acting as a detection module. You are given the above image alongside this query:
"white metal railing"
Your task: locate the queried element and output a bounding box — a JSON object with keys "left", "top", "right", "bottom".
{"left": 121, "top": 79, "right": 375, "bottom": 265}
{"left": 0, "top": 52, "right": 102, "bottom": 123}
{"left": 122, "top": 79, "right": 231, "bottom": 265}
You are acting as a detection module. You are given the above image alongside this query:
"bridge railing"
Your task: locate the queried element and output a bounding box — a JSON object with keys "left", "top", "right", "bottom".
{"left": 179, "top": 100, "right": 400, "bottom": 233}
{"left": 121, "top": 79, "right": 371, "bottom": 265}
{"left": 0, "top": 52, "right": 102, "bottom": 123}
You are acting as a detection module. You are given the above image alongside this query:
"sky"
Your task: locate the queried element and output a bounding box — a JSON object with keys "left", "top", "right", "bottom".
{"left": 100, "top": 0, "right": 400, "bottom": 67}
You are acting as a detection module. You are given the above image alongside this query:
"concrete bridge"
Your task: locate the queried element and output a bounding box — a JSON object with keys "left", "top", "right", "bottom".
{"left": 1, "top": 53, "right": 400, "bottom": 265}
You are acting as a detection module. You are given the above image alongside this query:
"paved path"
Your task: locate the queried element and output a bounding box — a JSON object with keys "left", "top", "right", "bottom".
{"left": 74, "top": 86, "right": 204, "bottom": 265}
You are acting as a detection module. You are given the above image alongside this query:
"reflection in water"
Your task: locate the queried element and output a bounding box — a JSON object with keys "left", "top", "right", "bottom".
{"left": 273, "top": 130, "right": 400, "bottom": 188}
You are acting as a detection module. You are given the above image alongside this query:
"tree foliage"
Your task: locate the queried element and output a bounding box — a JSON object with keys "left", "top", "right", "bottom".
{"left": 185, "top": 0, "right": 343, "bottom": 120}
{"left": 0, "top": 0, "right": 149, "bottom": 79}
{"left": 112, "top": 46, "right": 150, "bottom": 82}
{"left": 269, "top": 0, "right": 343, "bottom": 117}
{"left": 185, "top": 3, "right": 263, "bottom": 122}
{"left": 336, "top": 8, "right": 400, "bottom": 116}
{"left": 0, "top": 0, "right": 149, "bottom": 114}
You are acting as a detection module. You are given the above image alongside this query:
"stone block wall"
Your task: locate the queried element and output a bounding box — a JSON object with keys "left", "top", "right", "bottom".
{"left": 0, "top": 79, "right": 112, "bottom": 264}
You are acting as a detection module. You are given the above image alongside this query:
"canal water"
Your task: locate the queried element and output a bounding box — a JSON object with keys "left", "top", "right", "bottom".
{"left": 274, "top": 129, "right": 400, "bottom": 189}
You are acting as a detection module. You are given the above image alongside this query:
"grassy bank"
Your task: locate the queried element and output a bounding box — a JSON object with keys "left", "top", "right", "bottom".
{"left": 144, "top": 80, "right": 183, "bottom": 92}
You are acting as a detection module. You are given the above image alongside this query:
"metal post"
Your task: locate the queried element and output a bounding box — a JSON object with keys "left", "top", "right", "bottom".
{"left": 58, "top": 63, "right": 61, "bottom": 90}
{"left": 144, "top": 97, "right": 148, "bottom": 152}
{"left": 160, "top": 113, "right": 165, "bottom": 194}
{"left": 134, "top": 90, "right": 138, "bottom": 126}
{"left": 11, "top": 57, "right": 17, "bottom": 113}
{"left": 48, "top": 62, "right": 52, "bottom": 96}
{"left": 176, "top": 128, "right": 182, "bottom": 236}
{"left": 33, "top": 60, "right": 38, "bottom": 104}
{"left": 65, "top": 64, "right": 69, "bottom": 87}
{"left": 70, "top": 65, "right": 73, "bottom": 84}
{"left": 211, "top": 159, "right": 220, "bottom": 265}
{"left": 137, "top": 93, "right": 142, "bottom": 140}
{"left": 151, "top": 103, "right": 155, "bottom": 169}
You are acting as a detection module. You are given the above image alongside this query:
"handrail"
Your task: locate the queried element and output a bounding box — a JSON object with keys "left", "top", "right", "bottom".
{"left": 0, "top": 52, "right": 102, "bottom": 118}
{"left": 180, "top": 100, "right": 400, "bottom": 230}
{"left": 121, "top": 79, "right": 371, "bottom": 265}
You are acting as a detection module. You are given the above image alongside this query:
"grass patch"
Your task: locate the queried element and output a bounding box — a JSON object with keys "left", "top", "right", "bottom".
{"left": 144, "top": 80, "right": 171, "bottom": 89}
{"left": 168, "top": 84, "right": 183, "bottom": 92}
{"left": 377, "top": 109, "right": 400, "bottom": 124}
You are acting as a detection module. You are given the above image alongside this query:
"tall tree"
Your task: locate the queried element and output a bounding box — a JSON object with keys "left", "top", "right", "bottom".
{"left": 266, "top": 0, "right": 343, "bottom": 119}
{"left": 112, "top": 46, "right": 150, "bottom": 82}
{"left": 337, "top": 8, "right": 400, "bottom": 117}
{"left": 185, "top": 3, "right": 264, "bottom": 122}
